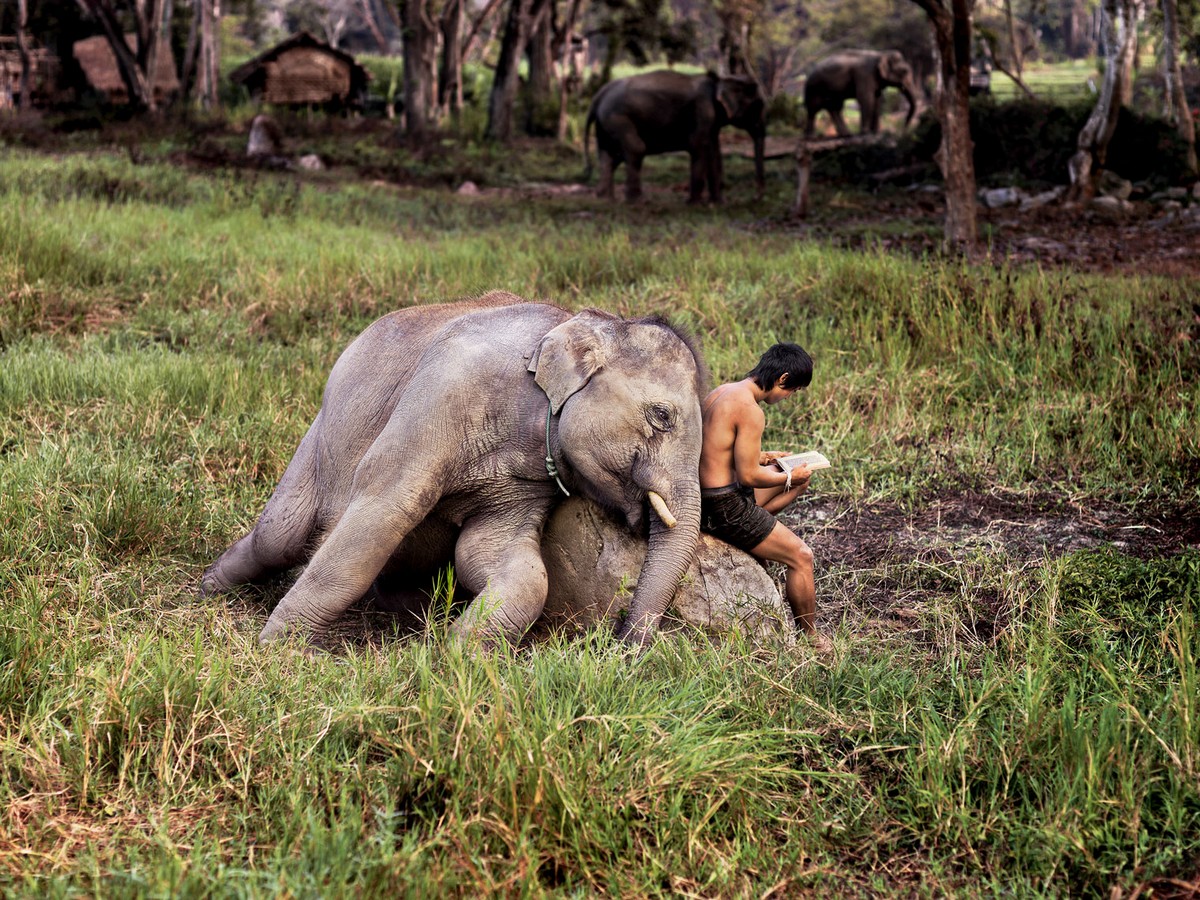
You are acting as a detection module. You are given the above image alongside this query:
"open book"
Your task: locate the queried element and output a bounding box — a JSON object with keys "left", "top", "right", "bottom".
{"left": 774, "top": 450, "right": 831, "bottom": 475}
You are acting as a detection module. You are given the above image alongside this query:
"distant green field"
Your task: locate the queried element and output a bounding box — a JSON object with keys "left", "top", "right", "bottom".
{"left": 990, "top": 60, "right": 1100, "bottom": 102}
{"left": 0, "top": 148, "right": 1197, "bottom": 896}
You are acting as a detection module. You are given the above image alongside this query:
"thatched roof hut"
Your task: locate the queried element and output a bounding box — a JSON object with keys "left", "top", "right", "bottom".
{"left": 229, "top": 32, "right": 369, "bottom": 108}
{"left": 0, "top": 36, "right": 62, "bottom": 108}
{"left": 72, "top": 34, "right": 179, "bottom": 104}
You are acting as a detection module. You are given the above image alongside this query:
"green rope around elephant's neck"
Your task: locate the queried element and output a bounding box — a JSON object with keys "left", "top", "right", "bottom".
{"left": 545, "top": 402, "right": 570, "bottom": 497}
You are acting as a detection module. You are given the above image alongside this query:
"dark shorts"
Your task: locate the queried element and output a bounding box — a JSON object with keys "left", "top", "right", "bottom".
{"left": 700, "top": 484, "right": 777, "bottom": 552}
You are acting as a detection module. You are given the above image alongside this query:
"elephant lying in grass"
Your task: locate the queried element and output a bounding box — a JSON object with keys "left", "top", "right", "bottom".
{"left": 202, "top": 292, "right": 707, "bottom": 648}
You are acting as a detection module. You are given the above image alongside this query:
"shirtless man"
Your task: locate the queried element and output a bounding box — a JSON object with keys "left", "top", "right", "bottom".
{"left": 699, "top": 343, "right": 827, "bottom": 646}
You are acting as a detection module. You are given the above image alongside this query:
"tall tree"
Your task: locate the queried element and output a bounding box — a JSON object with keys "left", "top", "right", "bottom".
{"left": 182, "top": 0, "right": 220, "bottom": 108}
{"left": 197, "top": 0, "right": 220, "bottom": 108}
{"left": 1067, "top": 0, "right": 1140, "bottom": 199}
{"left": 16, "top": 0, "right": 32, "bottom": 108}
{"left": 1161, "top": 0, "right": 1197, "bottom": 173}
{"left": 486, "top": 0, "right": 536, "bottom": 140}
{"left": 556, "top": 0, "right": 587, "bottom": 139}
{"left": 401, "top": 0, "right": 438, "bottom": 136}
{"left": 75, "top": 0, "right": 161, "bottom": 110}
{"left": 909, "top": 0, "right": 978, "bottom": 251}
{"left": 438, "top": 0, "right": 464, "bottom": 117}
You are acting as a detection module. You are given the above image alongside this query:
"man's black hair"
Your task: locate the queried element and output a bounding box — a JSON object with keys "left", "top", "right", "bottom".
{"left": 746, "top": 343, "right": 812, "bottom": 390}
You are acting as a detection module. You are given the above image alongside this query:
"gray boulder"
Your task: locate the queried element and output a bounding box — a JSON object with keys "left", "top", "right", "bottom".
{"left": 535, "top": 497, "right": 791, "bottom": 641}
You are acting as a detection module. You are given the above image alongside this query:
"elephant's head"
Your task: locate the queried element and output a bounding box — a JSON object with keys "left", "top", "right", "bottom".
{"left": 713, "top": 73, "right": 767, "bottom": 197}
{"left": 528, "top": 309, "right": 707, "bottom": 645}
{"left": 879, "top": 50, "right": 919, "bottom": 128}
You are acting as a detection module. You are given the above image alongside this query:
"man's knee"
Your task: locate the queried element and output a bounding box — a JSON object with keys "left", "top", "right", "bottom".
{"left": 787, "top": 536, "right": 814, "bottom": 571}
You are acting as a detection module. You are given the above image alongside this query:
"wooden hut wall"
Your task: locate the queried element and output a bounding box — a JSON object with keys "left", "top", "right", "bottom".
{"left": 262, "top": 48, "right": 351, "bottom": 104}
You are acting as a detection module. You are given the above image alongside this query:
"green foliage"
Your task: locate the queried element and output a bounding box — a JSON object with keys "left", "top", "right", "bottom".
{"left": 863, "top": 95, "right": 1200, "bottom": 188}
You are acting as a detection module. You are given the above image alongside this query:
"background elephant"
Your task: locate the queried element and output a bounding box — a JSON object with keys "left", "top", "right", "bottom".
{"left": 804, "top": 50, "right": 919, "bottom": 138}
{"left": 201, "top": 292, "right": 707, "bottom": 648}
{"left": 584, "top": 70, "right": 766, "bottom": 204}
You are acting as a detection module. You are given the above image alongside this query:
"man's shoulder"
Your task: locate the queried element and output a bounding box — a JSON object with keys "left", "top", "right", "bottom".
{"left": 705, "top": 382, "right": 763, "bottom": 425}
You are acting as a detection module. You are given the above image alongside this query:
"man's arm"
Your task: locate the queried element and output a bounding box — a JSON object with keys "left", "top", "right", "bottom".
{"left": 731, "top": 403, "right": 793, "bottom": 489}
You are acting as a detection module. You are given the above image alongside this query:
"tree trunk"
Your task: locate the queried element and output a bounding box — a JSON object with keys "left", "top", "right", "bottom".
{"left": 486, "top": 0, "right": 536, "bottom": 141}
{"left": 181, "top": 0, "right": 200, "bottom": 99}
{"left": 358, "top": 0, "right": 392, "bottom": 53}
{"left": 1161, "top": 0, "right": 1197, "bottom": 173}
{"left": 718, "top": 9, "right": 751, "bottom": 76}
{"left": 911, "top": 0, "right": 978, "bottom": 252}
{"left": 438, "top": 0, "right": 465, "bottom": 117}
{"left": 182, "top": 0, "right": 220, "bottom": 109}
{"left": 1003, "top": 0, "right": 1023, "bottom": 82}
{"left": 76, "top": 0, "right": 156, "bottom": 110}
{"left": 401, "top": 0, "right": 439, "bottom": 137}
{"left": 555, "top": 0, "right": 586, "bottom": 140}
{"left": 524, "top": 0, "right": 556, "bottom": 133}
{"left": 16, "top": 0, "right": 32, "bottom": 109}
{"left": 198, "top": 0, "right": 220, "bottom": 110}
{"left": 1067, "top": 0, "right": 1139, "bottom": 199}
{"left": 463, "top": 0, "right": 507, "bottom": 60}
{"left": 141, "top": 0, "right": 169, "bottom": 113}
{"left": 527, "top": 0, "right": 555, "bottom": 100}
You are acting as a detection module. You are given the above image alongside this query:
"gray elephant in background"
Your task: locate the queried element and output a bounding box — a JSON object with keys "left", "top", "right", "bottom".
{"left": 201, "top": 292, "right": 707, "bottom": 649}
{"left": 584, "top": 69, "right": 766, "bottom": 204}
{"left": 804, "top": 50, "right": 919, "bottom": 138}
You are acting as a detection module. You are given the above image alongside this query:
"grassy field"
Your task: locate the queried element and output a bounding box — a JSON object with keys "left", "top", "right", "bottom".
{"left": 0, "top": 142, "right": 1198, "bottom": 897}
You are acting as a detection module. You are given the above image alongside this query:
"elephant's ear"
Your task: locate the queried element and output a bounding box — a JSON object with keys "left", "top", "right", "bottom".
{"left": 527, "top": 312, "right": 611, "bottom": 413}
{"left": 878, "top": 52, "right": 903, "bottom": 81}
{"left": 714, "top": 77, "right": 738, "bottom": 120}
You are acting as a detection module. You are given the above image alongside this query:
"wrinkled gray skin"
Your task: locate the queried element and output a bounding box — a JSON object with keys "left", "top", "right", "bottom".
{"left": 201, "top": 293, "right": 707, "bottom": 648}
{"left": 804, "top": 50, "right": 919, "bottom": 138}
{"left": 584, "top": 70, "right": 766, "bottom": 204}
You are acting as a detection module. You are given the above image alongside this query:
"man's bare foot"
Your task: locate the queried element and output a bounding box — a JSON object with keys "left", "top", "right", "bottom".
{"left": 803, "top": 631, "right": 834, "bottom": 655}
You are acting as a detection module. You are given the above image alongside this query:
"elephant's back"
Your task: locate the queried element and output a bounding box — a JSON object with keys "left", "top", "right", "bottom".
{"left": 321, "top": 295, "right": 568, "bottom": 425}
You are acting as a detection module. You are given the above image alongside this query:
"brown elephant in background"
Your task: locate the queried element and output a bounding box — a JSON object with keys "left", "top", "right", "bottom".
{"left": 804, "top": 50, "right": 920, "bottom": 137}
{"left": 584, "top": 69, "right": 766, "bottom": 204}
{"left": 201, "top": 293, "right": 708, "bottom": 649}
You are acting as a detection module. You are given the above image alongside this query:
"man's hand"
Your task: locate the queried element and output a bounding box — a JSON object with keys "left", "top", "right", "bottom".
{"left": 760, "top": 450, "right": 790, "bottom": 465}
{"left": 789, "top": 463, "right": 812, "bottom": 486}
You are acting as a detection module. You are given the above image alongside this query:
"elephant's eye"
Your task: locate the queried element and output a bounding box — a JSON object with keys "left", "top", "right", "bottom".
{"left": 645, "top": 403, "right": 677, "bottom": 433}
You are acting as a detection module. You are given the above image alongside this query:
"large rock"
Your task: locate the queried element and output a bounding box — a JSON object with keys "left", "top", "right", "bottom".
{"left": 247, "top": 113, "right": 283, "bottom": 158}
{"left": 535, "top": 497, "right": 791, "bottom": 640}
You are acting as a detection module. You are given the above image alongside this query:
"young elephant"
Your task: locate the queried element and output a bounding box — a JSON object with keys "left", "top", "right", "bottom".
{"left": 201, "top": 293, "right": 707, "bottom": 648}
{"left": 804, "top": 49, "right": 919, "bottom": 137}
{"left": 584, "top": 70, "right": 766, "bottom": 204}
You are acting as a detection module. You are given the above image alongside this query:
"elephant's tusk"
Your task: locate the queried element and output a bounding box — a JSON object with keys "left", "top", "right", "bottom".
{"left": 647, "top": 491, "right": 677, "bottom": 529}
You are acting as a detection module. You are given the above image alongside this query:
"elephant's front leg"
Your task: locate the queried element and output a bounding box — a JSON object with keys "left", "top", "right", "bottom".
{"left": 258, "top": 489, "right": 432, "bottom": 642}
{"left": 863, "top": 92, "right": 881, "bottom": 133}
{"left": 688, "top": 150, "right": 707, "bottom": 204}
{"left": 622, "top": 136, "right": 647, "bottom": 202}
{"left": 708, "top": 139, "right": 725, "bottom": 204}
{"left": 830, "top": 104, "right": 852, "bottom": 137}
{"left": 450, "top": 514, "right": 550, "bottom": 645}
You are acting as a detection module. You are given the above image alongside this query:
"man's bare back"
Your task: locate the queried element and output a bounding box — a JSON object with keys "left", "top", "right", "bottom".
{"left": 700, "top": 378, "right": 803, "bottom": 500}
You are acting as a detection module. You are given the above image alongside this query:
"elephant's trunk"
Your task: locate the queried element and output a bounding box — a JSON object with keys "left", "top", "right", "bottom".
{"left": 616, "top": 479, "right": 701, "bottom": 648}
{"left": 901, "top": 82, "right": 918, "bottom": 129}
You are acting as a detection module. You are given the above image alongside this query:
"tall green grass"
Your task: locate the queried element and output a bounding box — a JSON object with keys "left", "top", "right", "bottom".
{"left": 1, "top": 148, "right": 1197, "bottom": 895}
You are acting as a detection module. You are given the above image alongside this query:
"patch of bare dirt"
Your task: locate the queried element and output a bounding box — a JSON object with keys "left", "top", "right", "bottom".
{"left": 797, "top": 489, "right": 1199, "bottom": 568}
{"left": 786, "top": 490, "right": 1199, "bottom": 645}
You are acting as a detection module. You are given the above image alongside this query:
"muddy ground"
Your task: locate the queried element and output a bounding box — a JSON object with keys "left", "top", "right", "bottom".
{"left": 789, "top": 490, "right": 1200, "bottom": 646}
